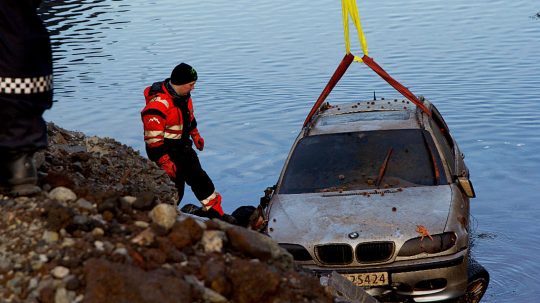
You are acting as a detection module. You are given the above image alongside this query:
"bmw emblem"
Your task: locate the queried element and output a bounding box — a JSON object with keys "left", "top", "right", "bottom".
{"left": 348, "top": 232, "right": 359, "bottom": 239}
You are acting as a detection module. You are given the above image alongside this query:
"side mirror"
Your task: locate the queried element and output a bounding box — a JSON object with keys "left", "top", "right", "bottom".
{"left": 457, "top": 177, "right": 476, "bottom": 198}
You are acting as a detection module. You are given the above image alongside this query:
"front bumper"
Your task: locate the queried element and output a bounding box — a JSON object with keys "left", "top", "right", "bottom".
{"left": 302, "top": 250, "right": 468, "bottom": 302}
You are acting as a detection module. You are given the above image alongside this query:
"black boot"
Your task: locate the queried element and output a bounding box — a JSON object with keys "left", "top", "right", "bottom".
{"left": 1, "top": 153, "right": 41, "bottom": 196}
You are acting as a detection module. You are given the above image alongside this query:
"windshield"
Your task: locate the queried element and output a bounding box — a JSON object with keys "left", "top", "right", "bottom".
{"left": 279, "top": 129, "right": 447, "bottom": 194}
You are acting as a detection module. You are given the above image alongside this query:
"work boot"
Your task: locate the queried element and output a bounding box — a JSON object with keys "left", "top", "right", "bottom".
{"left": 180, "top": 203, "right": 201, "bottom": 215}
{"left": 180, "top": 202, "right": 237, "bottom": 224}
{"left": 1, "top": 153, "right": 41, "bottom": 196}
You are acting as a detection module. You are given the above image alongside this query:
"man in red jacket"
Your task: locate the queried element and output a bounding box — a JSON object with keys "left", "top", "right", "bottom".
{"left": 141, "top": 63, "right": 224, "bottom": 217}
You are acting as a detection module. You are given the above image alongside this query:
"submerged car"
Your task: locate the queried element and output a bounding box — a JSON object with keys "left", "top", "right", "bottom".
{"left": 264, "top": 97, "right": 489, "bottom": 302}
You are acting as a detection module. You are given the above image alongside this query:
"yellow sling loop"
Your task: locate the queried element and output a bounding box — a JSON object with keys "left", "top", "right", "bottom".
{"left": 341, "top": 0, "right": 368, "bottom": 62}
{"left": 304, "top": 0, "right": 431, "bottom": 126}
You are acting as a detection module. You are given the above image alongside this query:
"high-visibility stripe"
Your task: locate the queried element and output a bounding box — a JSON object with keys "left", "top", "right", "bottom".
{"left": 164, "top": 133, "right": 182, "bottom": 139}
{"left": 166, "top": 125, "right": 182, "bottom": 131}
{"left": 201, "top": 191, "right": 218, "bottom": 208}
{"left": 144, "top": 138, "right": 162, "bottom": 144}
{"left": 144, "top": 130, "right": 163, "bottom": 137}
{"left": 150, "top": 96, "right": 169, "bottom": 108}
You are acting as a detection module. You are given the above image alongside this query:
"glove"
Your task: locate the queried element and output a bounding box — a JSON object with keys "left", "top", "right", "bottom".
{"left": 203, "top": 192, "right": 224, "bottom": 216}
{"left": 190, "top": 128, "right": 205, "bottom": 151}
{"left": 157, "top": 154, "right": 176, "bottom": 180}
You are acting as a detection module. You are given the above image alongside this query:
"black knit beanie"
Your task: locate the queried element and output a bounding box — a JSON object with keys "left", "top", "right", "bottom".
{"left": 170, "top": 63, "right": 198, "bottom": 85}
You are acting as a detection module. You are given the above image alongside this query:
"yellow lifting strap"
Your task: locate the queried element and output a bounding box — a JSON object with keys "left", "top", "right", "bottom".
{"left": 341, "top": 0, "right": 368, "bottom": 62}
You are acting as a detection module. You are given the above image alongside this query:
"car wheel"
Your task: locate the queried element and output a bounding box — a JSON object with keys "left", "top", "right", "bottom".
{"left": 453, "top": 258, "right": 490, "bottom": 303}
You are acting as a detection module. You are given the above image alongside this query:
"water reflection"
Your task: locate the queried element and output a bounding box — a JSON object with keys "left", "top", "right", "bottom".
{"left": 39, "top": 0, "right": 130, "bottom": 59}
{"left": 38, "top": 0, "right": 131, "bottom": 93}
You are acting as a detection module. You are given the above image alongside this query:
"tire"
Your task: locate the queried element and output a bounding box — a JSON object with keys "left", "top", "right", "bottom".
{"left": 455, "top": 258, "right": 490, "bottom": 303}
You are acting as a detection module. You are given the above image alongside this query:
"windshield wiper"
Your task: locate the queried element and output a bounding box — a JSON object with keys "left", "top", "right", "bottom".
{"left": 375, "top": 147, "right": 393, "bottom": 188}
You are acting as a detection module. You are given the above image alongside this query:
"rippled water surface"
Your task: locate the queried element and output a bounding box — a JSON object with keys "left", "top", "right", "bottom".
{"left": 39, "top": 0, "right": 540, "bottom": 301}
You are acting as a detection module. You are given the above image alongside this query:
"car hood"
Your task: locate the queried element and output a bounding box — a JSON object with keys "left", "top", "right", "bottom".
{"left": 267, "top": 186, "right": 452, "bottom": 246}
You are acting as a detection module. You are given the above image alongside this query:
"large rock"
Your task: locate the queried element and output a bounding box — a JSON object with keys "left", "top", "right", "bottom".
{"left": 83, "top": 258, "right": 192, "bottom": 303}
{"left": 168, "top": 217, "right": 204, "bottom": 250}
{"left": 224, "top": 223, "right": 294, "bottom": 270}
{"left": 226, "top": 258, "right": 281, "bottom": 303}
{"left": 149, "top": 203, "right": 177, "bottom": 231}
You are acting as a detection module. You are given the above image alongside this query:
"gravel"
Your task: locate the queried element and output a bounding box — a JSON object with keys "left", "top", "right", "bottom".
{"left": 0, "top": 123, "right": 333, "bottom": 303}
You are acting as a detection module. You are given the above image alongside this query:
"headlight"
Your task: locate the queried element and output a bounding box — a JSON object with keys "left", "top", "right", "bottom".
{"left": 397, "top": 232, "right": 457, "bottom": 257}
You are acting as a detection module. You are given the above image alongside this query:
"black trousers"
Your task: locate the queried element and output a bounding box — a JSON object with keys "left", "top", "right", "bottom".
{"left": 0, "top": 93, "right": 51, "bottom": 155}
{"left": 171, "top": 146, "right": 215, "bottom": 204}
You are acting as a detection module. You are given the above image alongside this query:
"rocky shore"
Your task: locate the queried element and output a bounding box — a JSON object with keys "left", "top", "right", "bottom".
{"left": 0, "top": 123, "right": 333, "bottom": 303}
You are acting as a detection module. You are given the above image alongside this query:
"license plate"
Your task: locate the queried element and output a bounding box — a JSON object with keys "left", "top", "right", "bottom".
{"left": 342, "top": 272, "right": 389, "bottom": 287}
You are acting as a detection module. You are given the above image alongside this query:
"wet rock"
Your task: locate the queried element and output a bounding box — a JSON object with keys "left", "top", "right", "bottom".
{"left": 84, "top": 258, "right": 192, "bottom": 303}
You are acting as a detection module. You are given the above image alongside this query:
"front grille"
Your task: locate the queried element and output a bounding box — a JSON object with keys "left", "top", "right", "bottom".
{"left": 279, "top": 243, "right": 313, "bottom": 261}
{"left": 356, "top": 242, "right": 394, "bottom": 263}
{"left": 315, "top": 244, "right": 353, "bottom": 265}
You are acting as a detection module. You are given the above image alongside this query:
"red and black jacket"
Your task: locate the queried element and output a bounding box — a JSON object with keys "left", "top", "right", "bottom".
{"left": 141, "top": 79, "right": 198, "bottom": 162}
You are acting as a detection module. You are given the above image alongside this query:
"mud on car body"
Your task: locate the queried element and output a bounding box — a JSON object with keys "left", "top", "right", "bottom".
{"left": 264, "top": 98, "right": 488, "bottom": 302}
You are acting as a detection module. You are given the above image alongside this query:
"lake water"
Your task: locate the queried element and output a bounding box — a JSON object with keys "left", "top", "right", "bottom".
{"left": 39, "top": 0, "right": 540, "bottom": 301}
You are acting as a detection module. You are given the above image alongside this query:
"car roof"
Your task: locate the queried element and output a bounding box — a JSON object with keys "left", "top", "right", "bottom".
{"left": 307, "top": 99, "right": 424, "bottom": 136}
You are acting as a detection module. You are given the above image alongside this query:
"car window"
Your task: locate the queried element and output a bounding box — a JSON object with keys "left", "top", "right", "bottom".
{"left": 279, "top": 129, "right": 448, "bottom": 194}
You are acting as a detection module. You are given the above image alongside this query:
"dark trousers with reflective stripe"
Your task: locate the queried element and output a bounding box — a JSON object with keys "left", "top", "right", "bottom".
{"left": 0, "top": 92, "right": 52, "bottom": 155}
{"left": 172, "top": 146, "right": 215, "bottom": 204}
